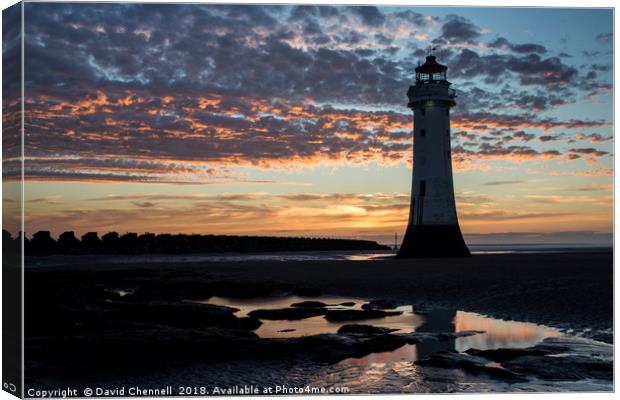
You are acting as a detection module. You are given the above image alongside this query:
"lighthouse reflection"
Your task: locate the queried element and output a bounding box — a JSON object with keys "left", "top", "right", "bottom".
{"left": 342, "top": 306, "right": 562, "bottom": 367}
{"left": 203, "top": 295, "right": 561, "bottom": 366}
{"left": 415, "top": 308, "right": 457, "bottom": 360}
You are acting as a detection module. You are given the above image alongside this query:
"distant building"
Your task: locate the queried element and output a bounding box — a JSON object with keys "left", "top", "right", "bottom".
{"left": 397, "top": 54, "right": 470, "bottom": 258}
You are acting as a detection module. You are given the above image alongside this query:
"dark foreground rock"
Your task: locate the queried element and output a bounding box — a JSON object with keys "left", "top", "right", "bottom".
{"left": 27, "top": 329, "right": 477, "bottom": 373}
{"left": 504, "top": 354, "right": 612, "bottom": 381}
{"left": 25, "top": 271, "right": 328, "bottom": 337}
{"left": 102, "top": 301, "right": 263, "bottom": 330}
{"left": 586, "top": 331, "right": 613, "bottom": 344}
{"left": 290, "top": 301, "right": 329, "bottom": 308}
{"left": 337, "top": 324, "right": 399, "bottom": 334}
{"left": 502, "top": 337, "right": 613, "bottom": 381}
{"left": 416, "top": 350, "right": 525, "bottom": 381}
{"left": 361, "top": 299, "right": 400, "bottom": 310}
{"left": 248, "top": 307, "right": 325, "bottom": 320}
{"left": 419, "top": 336, "right": 613, "bottom": 383}
{"left": 248, "top": 307, "right": 406, "bottom": 322}
{"left": 324, "top": 309, "right": 402, "bottom": 322}
{"left": 465, "top": 347, "right": 551, "bottom": 362}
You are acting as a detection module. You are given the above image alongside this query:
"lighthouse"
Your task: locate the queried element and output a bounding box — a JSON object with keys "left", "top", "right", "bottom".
{"left": 397, "top": 53, "right": 470, "bottom": 258}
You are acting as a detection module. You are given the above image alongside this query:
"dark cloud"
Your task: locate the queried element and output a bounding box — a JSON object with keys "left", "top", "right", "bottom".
{"left": 575, "top": 133, "right": 612, "bottom": 143}
{"left": 590, "top": 64, "right": 611, "bottom": 72}
{"left": 513, "top": 131, "right": 536, "bottom": 142}
{"left": 538, "top": 134, "right": 565, "bottom": 142}
{"left": 595, "top": 32, "right": 613, "bottom": 43}
{"left": 488, "top": 37, "right": 547, "bottom": 54}
{"left": 568, "top": 148, "right": 609, "bottom": 157}
{"left": 351, "top": 6, "right": 385, "bottom": 26}
{"left": 482, "top": 180, "right": 525, "bottom": 186}
{"left": 435, "top": 15, "right": 481, "bottom": 44}
{"left": 574, "top": 185, "right": 611, "bottom": 192}
{"left": 453, "top": 111, "right": 607, "bottom": 131}
{"left": 392, "top": 10, "right": 435, "bottom": 26}
{"left": 449, "top": 49, "right": 578, "bottom": 88}
{"left": 453, "top": 142, "right": 562, "bottom": 162}
{"left": 131, "top": 201, "right": 159, "bottom": 208}
{"left": 17, "top": 3, "right": 612, "bottom": 183}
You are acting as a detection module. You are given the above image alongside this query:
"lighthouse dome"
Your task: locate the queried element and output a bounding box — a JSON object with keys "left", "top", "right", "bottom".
{"left": 415, "top": 55, "right": 448, "bottom": 83}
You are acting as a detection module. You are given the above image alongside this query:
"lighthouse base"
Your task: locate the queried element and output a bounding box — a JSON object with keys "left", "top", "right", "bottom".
{"left": 396, "top": 224, "right": 471, "bottom": 258}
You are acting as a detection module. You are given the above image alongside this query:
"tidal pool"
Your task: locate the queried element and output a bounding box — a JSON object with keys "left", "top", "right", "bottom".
{"left": 201, "top": 295, "right": 563, "bottom": 358}
{"left": 198, "top": 294, "right": 609, "bottom": 392}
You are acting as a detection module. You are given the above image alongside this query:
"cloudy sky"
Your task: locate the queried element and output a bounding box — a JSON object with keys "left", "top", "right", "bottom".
{"left": 4, "top": 3, "right": 613, "bottom": 244}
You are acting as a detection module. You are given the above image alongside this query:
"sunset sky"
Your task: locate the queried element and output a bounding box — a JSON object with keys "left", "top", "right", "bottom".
{"left": 5, "top": 4, "right": 613, "bottom": 245}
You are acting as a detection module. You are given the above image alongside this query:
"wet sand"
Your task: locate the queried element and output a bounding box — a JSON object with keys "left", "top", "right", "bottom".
{"left": 24, "top": 250, "right": 613, "bottom": 392}
{"left": 35, "top": 251, "right": 613, "bottom": 338}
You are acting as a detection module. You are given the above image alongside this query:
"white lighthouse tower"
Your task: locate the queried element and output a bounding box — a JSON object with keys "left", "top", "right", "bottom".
{"left": 397, "top": 53, "right": 470, "bottom": 258}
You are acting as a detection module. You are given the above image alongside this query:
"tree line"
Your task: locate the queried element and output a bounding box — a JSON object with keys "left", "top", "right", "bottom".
{"left": 3, "top": 230, "right": 390, "bottom": 256}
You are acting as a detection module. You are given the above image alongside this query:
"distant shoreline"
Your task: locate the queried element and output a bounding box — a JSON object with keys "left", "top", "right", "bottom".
{"left": 4, "top": 230, "right": 390, "bottom": 256}
{"left": 23, "top": 246, "right": 613, "bottom": 268}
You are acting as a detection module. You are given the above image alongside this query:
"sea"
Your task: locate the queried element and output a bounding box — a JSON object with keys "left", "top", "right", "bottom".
{"left": 25, "top": 243, "right": 612, "bottom": 268}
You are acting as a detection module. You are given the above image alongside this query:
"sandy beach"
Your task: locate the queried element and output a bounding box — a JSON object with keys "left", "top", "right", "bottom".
{"left": 24, "top": 250, "right": 613, "bottom": 393}
{"left": 194, "top": 251, "right": 613, "bottom": 337}
{"left": 31, "top": 250, "right": 613, "bottom": 337}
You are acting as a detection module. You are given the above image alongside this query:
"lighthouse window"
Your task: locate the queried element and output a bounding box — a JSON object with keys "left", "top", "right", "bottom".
{"left": 420, "top": 128, "right": 426, "bottom": 136}
{"left": 420, "top": 180, "right": 426, "bottom": 196}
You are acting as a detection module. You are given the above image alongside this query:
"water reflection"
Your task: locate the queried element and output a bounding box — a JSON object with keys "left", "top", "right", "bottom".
{"left": 415, "top": 308, "right": 457, "bottom": 360}
{"left": 202, "top": 296, "right": 562, "bottom": 354}
{"left": 349, "top": 308, "right": 563, "bottom": 365}
{"left": 197, "top": 295, "right": 599, "bottom": 393}
{"left": 201, "top": 296, "right": 425, "bottom": 338}
{"left": 454, "top": 311, "right": 561, "bottom": 351}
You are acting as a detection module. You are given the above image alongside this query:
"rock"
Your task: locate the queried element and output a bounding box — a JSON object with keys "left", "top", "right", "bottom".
{"left": 396, "top": 332, "right": 435, "bottom": 344}
{"left": 237, "top": 317, "right": 263, "bottom": 331}
{"left": 436, "top": 330, "right": 485, "bottom": 340}
{"left": 88, "top": 301, "right": 262, "bottom": 331}
{"left": 395, "top": 331, "right": 483, "bottom": 345}
{"left": 540, "top": 337, "right": 613, "bottom": 359}
{"left": 248, "top": 307, "right": 326, "bottom": 320}
{"left": 465, "top": 347, "right": 551, "bottom": 362}
{"left": 290, "top": 301, "right": 329, "bottom": 308}
{"left": 460, "top": 337, "right": 613, "bottom": 382}
{"left": 416, "top": 350, "right": 525, "bottom": 381}
{"left": 504, "top": 354, "right": 612, "bottom": 381}
{"left": 586, "top": 331, "right": 613, "bottom": 344}
{"left": 338, "top": 324, "right": 399, "bottom": 334}
{"left": 361, "top": 299, "right": 399, "bottom": 310}
{"left": 27, "top": 327, "right": 262, "bottom": 367}
{"left": 324, "top": 309, "right": 402, "bottom": 322}
{"left": 501, "top": 337, "right": 613, "bottom": 381}
{"left": 260, "top": 333, "right": 409, "bottom": 364}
